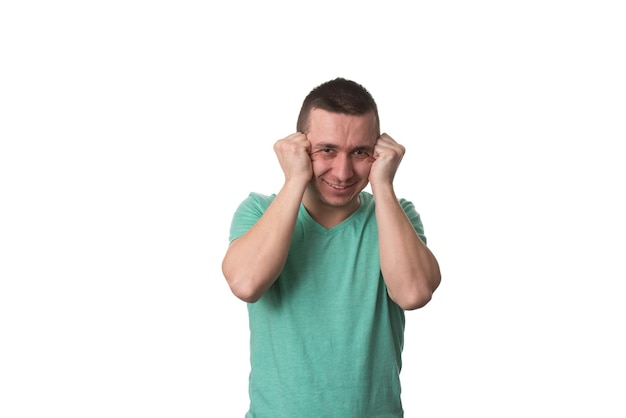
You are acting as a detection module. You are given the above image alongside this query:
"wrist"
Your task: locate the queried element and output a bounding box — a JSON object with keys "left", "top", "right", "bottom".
{"left": 371, "top": 183, "right": 397, "bottom": 203}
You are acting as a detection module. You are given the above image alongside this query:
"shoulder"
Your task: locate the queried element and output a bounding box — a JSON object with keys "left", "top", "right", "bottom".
{"left": 228, "top": 192, "right": 277, "bottom": 242}
{"left": 398, "top": 197, "right": 418, "bottom": 214}
{"left": 397, "top": 198, "right": 427, "bottom": 244}
{"left": 365, "top": 192, "right": 427, "bottom": 242}
{"left": 361, "top": 191, "right": 417, "bottom": 215}
{"left": 237, "top": 192, "right": 277, "bottom": 212}
{"left": 248, "top": 192, "right": 276, "bottom": 206}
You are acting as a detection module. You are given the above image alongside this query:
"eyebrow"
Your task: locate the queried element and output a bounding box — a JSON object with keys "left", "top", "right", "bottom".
{"left": 313, "top": 143, "right": 338, "bottom": 150}
{"left": 313, "top": 143, "right": 373, "bottom": 152}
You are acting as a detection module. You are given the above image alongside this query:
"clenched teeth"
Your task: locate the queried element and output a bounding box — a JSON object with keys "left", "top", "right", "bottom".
{"left": 324, "top": 180, "right": 350, "bottom": 190}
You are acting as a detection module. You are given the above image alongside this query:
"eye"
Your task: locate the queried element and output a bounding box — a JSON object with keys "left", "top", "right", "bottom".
{"left": 353, "top": 150, "right": 370, "bottom": 159}
{"left": 311, "top": 148, "right": 336, "bottom": 160}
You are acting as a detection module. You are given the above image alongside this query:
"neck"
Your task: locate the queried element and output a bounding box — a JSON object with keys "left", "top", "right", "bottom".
{"left": 302, "top": 193, "right": 361, "bottom": 229}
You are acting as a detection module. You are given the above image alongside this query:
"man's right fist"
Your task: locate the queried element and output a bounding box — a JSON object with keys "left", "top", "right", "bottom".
{"left": 273, "top": 133, "right": 313, "bottom": 185}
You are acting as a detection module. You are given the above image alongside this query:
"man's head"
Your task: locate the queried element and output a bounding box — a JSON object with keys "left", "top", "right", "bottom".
{"left": 298, "top": 78, "right": 381, "bottom": 220}
{"left": 296, "top": 78, "right": 380, "bottom": 135}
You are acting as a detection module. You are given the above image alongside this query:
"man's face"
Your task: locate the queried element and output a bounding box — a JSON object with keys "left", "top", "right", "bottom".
{"left": 304, "top": 108, "right": 379, "bottom": 211}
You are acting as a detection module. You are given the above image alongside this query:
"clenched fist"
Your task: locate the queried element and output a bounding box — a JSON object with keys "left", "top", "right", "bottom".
{"left": 273, "top": 133, "right": 313, "bottom": 186}
{"left": 369, "top": 133, "right": 405, "bottom": 189}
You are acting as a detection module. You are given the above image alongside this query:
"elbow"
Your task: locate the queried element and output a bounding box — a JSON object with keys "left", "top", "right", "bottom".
{"left": 396, "top": 290, "right": 433, "bottom": 311}
{"left": 222, "top": 262, "right": 264, "bottom": 303}
{"left": 231, "top": 284, "right": 263, "bottom": 303}
{"left": 223, "top": 271, "right": 264, "bottom": 303}
{"left": 392, "top": 272, "right": 441, "bottom": 311}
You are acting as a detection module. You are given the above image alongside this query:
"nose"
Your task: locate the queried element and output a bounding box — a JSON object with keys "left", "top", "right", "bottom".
{"left": 333, "top": 153, "right": 354, "bottom": 181}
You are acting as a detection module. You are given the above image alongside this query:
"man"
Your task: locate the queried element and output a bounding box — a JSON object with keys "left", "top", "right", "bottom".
{"left": 222, "top": 77, "right": 441, "bottom": 417}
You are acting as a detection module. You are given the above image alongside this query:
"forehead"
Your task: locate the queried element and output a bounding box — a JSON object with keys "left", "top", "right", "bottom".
{"left": 307, "top": 108, "right": 378, "bottom": 147}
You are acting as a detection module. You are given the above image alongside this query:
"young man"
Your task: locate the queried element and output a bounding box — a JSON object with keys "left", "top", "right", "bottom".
{"left": 222, "top": 77, "right": 441, "bottom": 417}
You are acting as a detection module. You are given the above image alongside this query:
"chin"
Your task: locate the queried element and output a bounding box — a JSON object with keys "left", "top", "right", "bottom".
{"left": 321, "top": 191, "right": 361, "bottom": 208}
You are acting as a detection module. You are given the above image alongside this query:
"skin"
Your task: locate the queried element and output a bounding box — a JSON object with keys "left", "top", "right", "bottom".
{"left": 222, "top": 108, "right": 441, "bottom": 309}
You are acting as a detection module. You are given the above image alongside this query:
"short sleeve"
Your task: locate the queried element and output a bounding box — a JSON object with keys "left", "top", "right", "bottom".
{"left": 399, "top": 198, "right": 427, "bottom": 245}
{"left": 228, "top": 192, "right": 276, "bottom": 243}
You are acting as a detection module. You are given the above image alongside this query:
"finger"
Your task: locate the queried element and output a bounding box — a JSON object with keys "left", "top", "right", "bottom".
{"left": 378, "top": 133, "right": 397, "bottom": 145}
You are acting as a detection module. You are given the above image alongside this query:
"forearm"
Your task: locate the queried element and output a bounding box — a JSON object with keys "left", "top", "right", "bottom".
{"left": 374, "top": 185, "right": 441, "bottom": 310}
{"left": 222, "top": 181, "right": 306, "bottom": 302}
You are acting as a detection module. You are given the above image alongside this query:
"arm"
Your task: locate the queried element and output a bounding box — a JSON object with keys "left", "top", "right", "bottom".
{"left": 221, "top": 133, "right": 311, "bottom": 303}
{"left": 369, "top": 134, "right": 441, "bottom": 310}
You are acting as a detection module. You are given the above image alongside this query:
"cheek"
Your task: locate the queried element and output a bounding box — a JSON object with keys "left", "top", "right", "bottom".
{"left": 311, "top": 158, "right": 331, "bottom": 174}
{"left": 355, "top": 160, "right": 374, "bottom": 177}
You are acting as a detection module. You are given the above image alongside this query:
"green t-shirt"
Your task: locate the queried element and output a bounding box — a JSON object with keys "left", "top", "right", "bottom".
{"left": 229, "top": 191, "right": 427, "bottom": 418}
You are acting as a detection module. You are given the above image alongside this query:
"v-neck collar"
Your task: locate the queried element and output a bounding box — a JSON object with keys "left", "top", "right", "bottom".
{"left": 298, "top": 193, "right": 366, "bottom": 234}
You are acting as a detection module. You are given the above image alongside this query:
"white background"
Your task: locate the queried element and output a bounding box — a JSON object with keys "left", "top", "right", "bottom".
{"left": 1, "top": 1, "right": 625, "bottom": 417}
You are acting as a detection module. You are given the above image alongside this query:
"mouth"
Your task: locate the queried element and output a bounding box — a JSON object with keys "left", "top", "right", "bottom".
{"left": 322, "top": 179, "right": 354, "bottom": 191}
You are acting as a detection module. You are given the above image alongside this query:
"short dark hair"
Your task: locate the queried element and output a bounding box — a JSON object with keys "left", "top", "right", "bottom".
{"left": 296, "top": 78, "right": 380, "bottom": 134}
